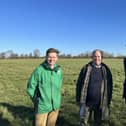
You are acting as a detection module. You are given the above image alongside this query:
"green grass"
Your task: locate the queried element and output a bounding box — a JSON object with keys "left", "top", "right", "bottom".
{"left": 0, "top": 58, "right": 126, "bottom": 126}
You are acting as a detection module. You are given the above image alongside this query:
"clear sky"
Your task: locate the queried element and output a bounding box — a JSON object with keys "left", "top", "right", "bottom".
{"left": 0, "top": 0, "right": 126, "bottom": 56}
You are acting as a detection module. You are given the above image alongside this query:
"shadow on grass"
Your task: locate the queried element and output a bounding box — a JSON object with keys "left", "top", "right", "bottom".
{"left": 56, "top": 109, "right": 80, "bottom": 126}
{"left": 0, "top": 102, "right": 79, "bottom": 126}
{"left": 0, "top": 113, "right": 12, "bottom": 126}
{"left": 57, "top": 115, "right": 79, "bottom": 126}
{"left": 0, "top": 102, "right": 34, "bottom": 126}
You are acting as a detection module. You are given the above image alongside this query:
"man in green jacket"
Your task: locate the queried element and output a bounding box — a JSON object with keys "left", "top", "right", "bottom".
{"left": 27, "top": 48, "right": 63, "bottom": 126}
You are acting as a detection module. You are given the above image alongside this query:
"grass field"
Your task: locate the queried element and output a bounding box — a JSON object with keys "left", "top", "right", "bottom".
{"left": 0, "top": 58, "right": 126, "bottom": 126}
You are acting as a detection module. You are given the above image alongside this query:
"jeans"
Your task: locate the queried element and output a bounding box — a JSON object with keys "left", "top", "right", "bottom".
{"left": 79, "top": 103, "right": 109, "bottom": 126}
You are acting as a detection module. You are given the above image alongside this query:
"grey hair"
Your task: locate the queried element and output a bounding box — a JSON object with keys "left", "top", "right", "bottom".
{"left": 92, "top": 49, "right": 103, "bottom": 58}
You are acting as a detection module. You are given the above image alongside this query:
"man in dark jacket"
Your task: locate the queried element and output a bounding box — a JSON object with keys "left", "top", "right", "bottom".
{"left": 123, "top": 58, "right": 126, "bottom": 103}
{"left": 76, "top": 49, "right": 113, "bottom": 126}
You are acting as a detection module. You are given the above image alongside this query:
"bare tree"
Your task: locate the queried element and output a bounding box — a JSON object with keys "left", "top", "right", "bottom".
{"left": 33, "top": 49, "right": 41, "bottom": 58}
{"left": 29, "top": 52, "right": 33, "bottom": 58}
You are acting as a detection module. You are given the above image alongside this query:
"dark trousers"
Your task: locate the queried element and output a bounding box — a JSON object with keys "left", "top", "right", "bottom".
{"left": 79, "top": 104, "right": 109, "bottom": 126}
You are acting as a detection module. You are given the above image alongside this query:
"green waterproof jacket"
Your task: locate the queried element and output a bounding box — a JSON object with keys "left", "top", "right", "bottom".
{"left": 27, "top": 61, "right": 63, "bottom": 114}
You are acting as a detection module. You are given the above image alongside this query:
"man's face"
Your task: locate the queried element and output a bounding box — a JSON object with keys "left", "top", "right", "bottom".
{"left": 46, "top": 52, "right": 58, "bottom": 66}
{"left": 93, "top": 51, "right": 102, "bottom": 66}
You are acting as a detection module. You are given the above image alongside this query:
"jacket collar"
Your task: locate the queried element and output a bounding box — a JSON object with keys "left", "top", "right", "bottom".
{"left": 89, "top": 61, "right": 102, "bottom": 68}
{"left": 42, "top": 60, "right": 60, "bottom": 72}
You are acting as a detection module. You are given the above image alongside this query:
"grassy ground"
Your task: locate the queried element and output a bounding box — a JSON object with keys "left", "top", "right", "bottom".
{"left": 0, "top": 58, "right": 126, "bottom": 126}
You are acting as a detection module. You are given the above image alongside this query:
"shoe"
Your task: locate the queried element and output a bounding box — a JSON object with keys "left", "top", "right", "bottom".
{"left": 80, "top": 118, "right": 85, "bottom": 126}
{"left": 80, "top": 122, "right": 85, "bottom": 126}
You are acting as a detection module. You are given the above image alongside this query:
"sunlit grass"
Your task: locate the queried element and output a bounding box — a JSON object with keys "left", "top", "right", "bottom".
{"left": 0, "top": 58, "right": 126, "bottom": 126}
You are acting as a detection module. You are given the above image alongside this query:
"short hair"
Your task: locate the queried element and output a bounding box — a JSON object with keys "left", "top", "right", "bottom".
{"left": 46, "top": 48, "right": 59, "bottom": 56}
{"left": 92, "top": 49, "right": 103, "bottom": 58}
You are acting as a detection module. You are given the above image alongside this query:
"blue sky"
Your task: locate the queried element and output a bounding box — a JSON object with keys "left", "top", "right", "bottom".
{"left": 0, "top": 0, "right": 126, "bottom": 56}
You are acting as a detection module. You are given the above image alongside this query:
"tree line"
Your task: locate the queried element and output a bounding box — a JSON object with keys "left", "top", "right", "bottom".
{"left": 0, "top": 49, "right": 125, "bottom": 59}
{"left": 0, "top": 49, "right": 41, "bottom": 59}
